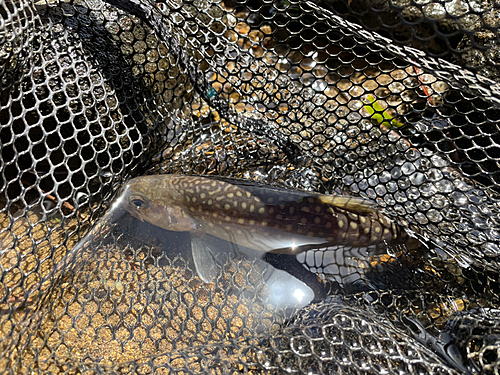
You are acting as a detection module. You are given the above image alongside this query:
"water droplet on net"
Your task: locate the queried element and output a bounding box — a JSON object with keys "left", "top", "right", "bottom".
{"left": 401, "top": 162, "right": 416, "bottom": 175}
{"left": 409, "top": 172, "right": 425, "bottom": 186}
{"left": 426, "top": 168, "right": 444, "bottom": 181}
{"left": 390, "top": 167, "right": 402, "bottom": 179}
{"left": 435, "top": 179, "right": 454, "bottom": 193}
{"left": 431, "top": 155, "right": 448, "bottom": 168}
{"left": 483, "top": 242, "right": 500, "bottom": 257}
{"left": 415, "top": 212, "right": 429, "bottom": 224}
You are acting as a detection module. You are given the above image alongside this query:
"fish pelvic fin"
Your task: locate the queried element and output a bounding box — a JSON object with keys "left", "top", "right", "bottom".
{"left": 191, "top": 236, "right": 221, "bottom": 283}
{"left": 316, "top": 195, "right": 378, "bottom": 214}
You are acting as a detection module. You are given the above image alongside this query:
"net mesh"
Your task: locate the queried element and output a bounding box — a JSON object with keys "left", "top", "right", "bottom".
{"left": 1, "top": 0, "right": 500, "bottom": 373}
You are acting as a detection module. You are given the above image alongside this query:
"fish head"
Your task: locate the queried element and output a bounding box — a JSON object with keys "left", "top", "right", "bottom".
{"left": 120, "top": 176, "right": 199, "bottom": 232}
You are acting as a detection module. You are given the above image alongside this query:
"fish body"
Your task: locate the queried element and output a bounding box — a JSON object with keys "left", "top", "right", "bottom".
{"left": 121, "top": 174, "right": 407, "bottom": 253}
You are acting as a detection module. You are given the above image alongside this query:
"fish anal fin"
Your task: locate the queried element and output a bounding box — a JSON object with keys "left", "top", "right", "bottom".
{"left": 317, "top": 195, "right": 377, "bottom": 214}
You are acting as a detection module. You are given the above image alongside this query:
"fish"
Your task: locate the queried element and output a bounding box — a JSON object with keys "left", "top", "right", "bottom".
{"left": 120, "top": 174, "right": 409, "bottom": 282}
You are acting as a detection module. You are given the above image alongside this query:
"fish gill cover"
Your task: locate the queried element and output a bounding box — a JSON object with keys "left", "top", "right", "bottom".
{"left": 0, "top": 0, "right": 500, "bottom": 373}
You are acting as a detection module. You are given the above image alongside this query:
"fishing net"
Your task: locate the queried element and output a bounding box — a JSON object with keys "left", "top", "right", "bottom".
{"left": 1, "top": 0, "right": 500, "bottom": 373}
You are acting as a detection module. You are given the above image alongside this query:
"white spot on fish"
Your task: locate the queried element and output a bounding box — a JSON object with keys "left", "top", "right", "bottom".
{"left": 258, "top": 207, "right": 265, "bottom": 214}
{"left": 242, "top": 202, "right": 247, "bottom": 209}
{"left": 227, "top": 193, "right": 234, "bottom": 198}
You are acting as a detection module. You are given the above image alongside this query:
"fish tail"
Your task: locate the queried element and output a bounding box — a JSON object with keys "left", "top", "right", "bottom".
{"left": 335, "top": 210, "right": 411, "bottom": 248}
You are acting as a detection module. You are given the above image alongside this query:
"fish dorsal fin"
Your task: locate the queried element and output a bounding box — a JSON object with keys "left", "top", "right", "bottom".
{"left": 316, "top": 195, "right": 378, "bottom": 214}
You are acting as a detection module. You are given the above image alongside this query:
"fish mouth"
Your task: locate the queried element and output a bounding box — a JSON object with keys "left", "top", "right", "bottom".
{"left": 130, "top": 211, "right": 145, "bottom": 222}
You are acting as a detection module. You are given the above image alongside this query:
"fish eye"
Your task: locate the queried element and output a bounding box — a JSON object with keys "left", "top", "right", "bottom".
{"left": 130, "top": 195, "right": 149, "bottom": 210}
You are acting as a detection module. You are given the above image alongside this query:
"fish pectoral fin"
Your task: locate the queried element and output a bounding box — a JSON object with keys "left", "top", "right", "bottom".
{"left": 191, "top": 236, "right": 221, "bottom": 283}
{"left": 167, "top": 206, "right": 199, "bottom": 231}
{"left": 317, "top": 195, "right": 377, "bottom": 214}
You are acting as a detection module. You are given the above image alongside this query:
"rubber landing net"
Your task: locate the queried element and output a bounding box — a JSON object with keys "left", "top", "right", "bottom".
{"left": 1, "top": 0, "right": 500, "bottom": 373}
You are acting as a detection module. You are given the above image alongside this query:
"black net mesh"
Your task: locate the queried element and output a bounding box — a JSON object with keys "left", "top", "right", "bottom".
{"left": 2, "top": 0, "right": 500, "bottom": 373}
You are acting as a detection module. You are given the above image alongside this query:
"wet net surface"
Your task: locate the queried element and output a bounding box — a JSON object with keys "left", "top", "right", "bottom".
{"left": 1, "top": 0, "right": 500, "bottom": 373}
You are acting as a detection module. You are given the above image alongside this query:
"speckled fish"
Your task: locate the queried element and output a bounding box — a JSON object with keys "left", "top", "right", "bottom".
{"left": 120, "top": 174, "right": 408, "bottom": 282}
